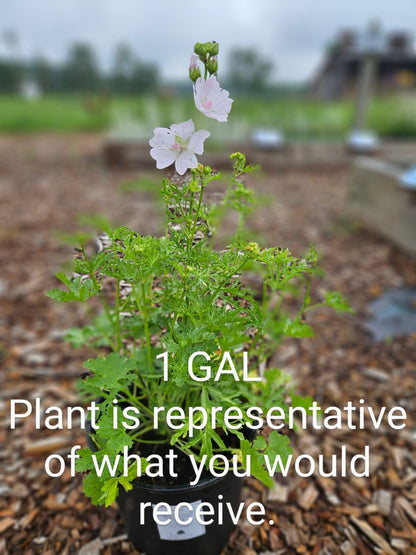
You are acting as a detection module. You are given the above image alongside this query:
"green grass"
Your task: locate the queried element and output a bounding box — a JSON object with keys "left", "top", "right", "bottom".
{"left": 1, "top": 94, "right": 416, "bottom": 138}
{"left": 0, "top": 95, "right": 110, "bottom": 132}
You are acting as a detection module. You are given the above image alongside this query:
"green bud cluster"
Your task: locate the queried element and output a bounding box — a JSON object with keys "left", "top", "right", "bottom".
{"left": 245, "top": 242, "right": 260, "bottom": 255}
{"left": 194, "top": 41, "right": 219, "bottom": 58}
{"left": 192, "top": 41, "right": 219, "bottom": 80}
{"left": 188, "top": 178, "right": 201, "bottom": 193}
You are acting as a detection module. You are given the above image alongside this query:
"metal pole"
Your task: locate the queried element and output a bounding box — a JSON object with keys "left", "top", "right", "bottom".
{"left": 354, "top": 55, "right": 375, "bottom": 130}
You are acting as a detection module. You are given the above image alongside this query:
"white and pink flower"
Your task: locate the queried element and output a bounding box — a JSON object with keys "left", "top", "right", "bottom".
{"left": 193, "top": 75, "right": 233, "bottom": 122}
{"left": 189, "top": 54, "right": 201, "bottom": 82}
{"left": 189, "top": 53, "right": 199, "bottom": 71}
{"left": 149, "top": 118, "right": 210, "bottom": 175}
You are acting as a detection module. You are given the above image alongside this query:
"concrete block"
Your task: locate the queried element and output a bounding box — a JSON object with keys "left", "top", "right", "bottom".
{"left": 346, "top": 157, "right": 416, "bottom": 256}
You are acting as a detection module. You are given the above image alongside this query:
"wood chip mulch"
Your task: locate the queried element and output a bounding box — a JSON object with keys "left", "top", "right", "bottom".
{"left": 0, "top": 134, "right": 415, "bottom": 554}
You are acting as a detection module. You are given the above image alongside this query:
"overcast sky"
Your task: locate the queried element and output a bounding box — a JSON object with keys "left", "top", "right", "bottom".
{"left": 2, "top": 0, "right": 416, "bottom": 83}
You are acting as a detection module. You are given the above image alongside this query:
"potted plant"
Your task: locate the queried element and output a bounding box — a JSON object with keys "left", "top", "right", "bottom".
{"left": 47, "top": 42, "right": 350, "bottom": 555}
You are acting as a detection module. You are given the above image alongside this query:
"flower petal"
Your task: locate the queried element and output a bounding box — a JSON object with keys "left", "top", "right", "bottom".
{"left": 188, "top": 129, "right": 210, "bottom": 155}
{"left": 150, "top": 147, "right": 177, "bottom": 169}
{"left": 175, "top": 151, "right": 197, "bottom": 175}
{"left": 189, "top": 53, "right": 199, "bottom": 69}
{"left": 193, "top": 76, "right": 233, "bottom": 122}
{"left": 170, "top": 118, "right": 195, "bottom": 140}
{"left": 149, "top": 118, "right": 211, "bottom": 174}
{"left": 149, "top": 127, "right": 175, "bottom": 149}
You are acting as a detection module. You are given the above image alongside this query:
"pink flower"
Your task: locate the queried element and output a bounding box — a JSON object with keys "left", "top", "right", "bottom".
{"left": 149, "top": 119, "right": 210, "bottom": 175}
{"left": 189, "top": 53, "right": 199, "bottom": 70}
{"left": 189, "top": 54, "right": 201, "bottom": 82}
{"left": 193, "top": 75, "right": 233, "bottom": 122}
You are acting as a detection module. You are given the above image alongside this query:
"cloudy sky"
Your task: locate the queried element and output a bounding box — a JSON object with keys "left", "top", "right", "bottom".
{"left": 2, "top": 0, "right": 415, "bottom": 83}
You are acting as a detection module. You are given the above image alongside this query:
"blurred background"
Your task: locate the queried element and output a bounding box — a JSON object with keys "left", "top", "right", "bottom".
{"left": 1, "top": 0, "right": 416, "bottom": 138}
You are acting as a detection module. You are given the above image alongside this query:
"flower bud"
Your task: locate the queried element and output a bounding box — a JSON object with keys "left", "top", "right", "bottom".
{"left": 188, "top": 178, "right": 201, "bottom": 193}
{"left": 194, "top": 42, "right": 202, "bottom": 55}
{"left": 189, "top": 53, "right": 198, "bottom": 69}
{"left": 194, "top": 42, "right": 207, "bottom": 58}
{"left": 189, "top": 54, "right": 202, "bottom": 82}
{"left": 206, "top": 56, "right": 218, "bottom": 75}
{"left": 208, "top": 42, "right": 219, "bottom": 56}
{"left": 245, "top": 242, "right": 260, "bottom": 255}
{"left": 189, "top": 65, "right": 201, "bottom": 82}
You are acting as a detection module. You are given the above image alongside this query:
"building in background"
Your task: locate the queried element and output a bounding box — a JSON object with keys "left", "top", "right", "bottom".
{"left": 310, "top": 28, "right": 416, "bottom": 99}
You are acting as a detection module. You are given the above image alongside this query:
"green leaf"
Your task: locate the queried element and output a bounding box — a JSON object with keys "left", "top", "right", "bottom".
{"left": 82, "top": 353, "right": 136, "bottom": 396}
{"left": 126, "top": 459, "right": 147, "bottom": 482}
{"left": 240, "top": 438, "right": 273, "bottom": 488}
{"left": 253, "top": 435, "right": 267, "bottom": 450}
{"left": 267, "top": 431, "right": 292, "bottom": 464}
{"left": 291, "top": 394, "right": 319, "bottom": 417}
{"left": 119, "top": 475, "right": 134, "bottom": 493}
{"left": 95, "top": 410, "right": 134, "bottom": 453}
{"left": 65, "top": 311, "right": 115, "bottom": 349}
{"left": 65, "top": 327, "right": 90, "bottom": 348}
{"left": 283, "top": 317, "right": 314, "bottom": 338}
{"left": 101, "top": 477, "right": 119, "bottom": 507}
{"left": 324, "top": 291, "right": 354, "bottom": 313}
{"left": 83, "top": 472, "right": 105, "bottom": 505}
{"left": 46, "top": 273, "right": 98, "bottom": 302}
{"left": 75, "top": 447, "right": 95, "bottom": 472}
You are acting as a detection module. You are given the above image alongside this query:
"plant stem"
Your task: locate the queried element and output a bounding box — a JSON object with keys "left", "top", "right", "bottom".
{"left": 141, "top": 281, "right": 154, "bottom": 374}
{"left": 296, "top": 277, "right": 312, "bottom": 319}
{"left": 115, "top": 279, "right": 121, "bottom": 352}
{"left": 188, "top": 184, "right": 204, "bottom": 250}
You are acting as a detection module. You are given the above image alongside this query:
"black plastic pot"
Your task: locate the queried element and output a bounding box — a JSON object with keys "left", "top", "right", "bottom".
{"left": 86, "top": 410, "right": 245, "bottom": 555}
{"left": 117, "top": 471, "right": 243, "bottom": 555}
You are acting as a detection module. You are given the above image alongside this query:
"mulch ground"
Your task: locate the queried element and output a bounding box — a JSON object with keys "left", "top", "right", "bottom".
{"left": 1, "top": 134, "right": 415, "bottom": 554}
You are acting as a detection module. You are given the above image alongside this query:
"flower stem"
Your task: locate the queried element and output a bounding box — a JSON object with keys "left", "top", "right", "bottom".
{"left": 141, "top": 281, "right": 154, "bottom": 374}
{"left": 188, "top": 183, "right": 204, "bottom": 250}
{"left": 115, "top": 279, "right": 121, "bottom": 352}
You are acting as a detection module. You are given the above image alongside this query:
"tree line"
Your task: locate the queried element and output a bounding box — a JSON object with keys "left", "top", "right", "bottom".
{"left": 0, "top": 42, "right": 159, "bottom": 95}
{"left": 0, "top": 39, "right": 276, "bottom": 96}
